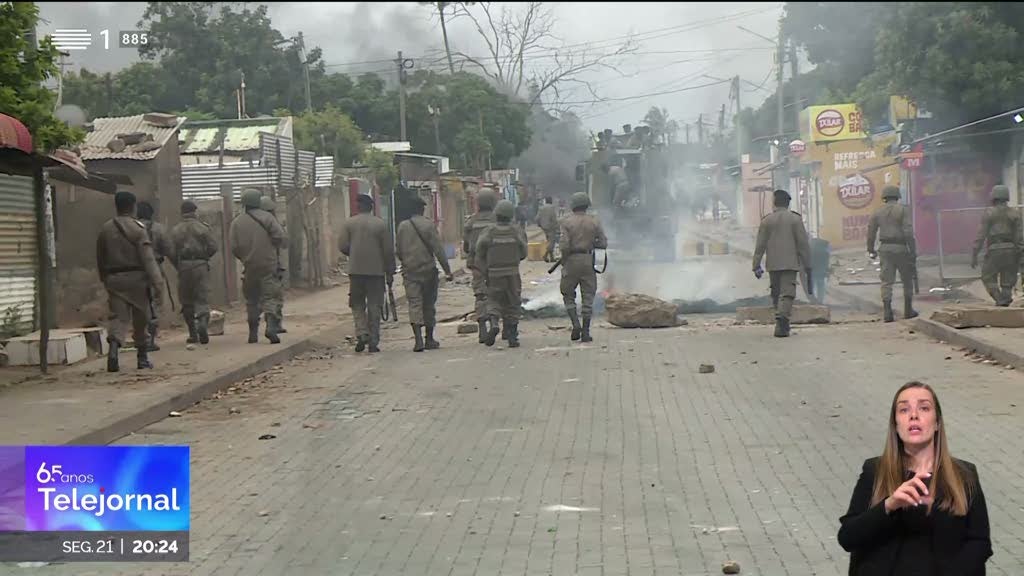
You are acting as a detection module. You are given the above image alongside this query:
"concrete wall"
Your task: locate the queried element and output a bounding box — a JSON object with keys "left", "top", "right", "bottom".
{"left": 53, "top": 140, "right": 183, "bottom": 328}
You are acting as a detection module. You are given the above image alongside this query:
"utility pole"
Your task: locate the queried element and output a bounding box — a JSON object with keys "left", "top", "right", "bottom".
{"left": 297, "top": 32, "right": 312, "bottom": 113}
{"left": 718, "top": 103, "right": 726, "bottom": 141}
{"left": 776, "top": 20, "right": 785, "bottom": 139}
{"left": 789, "top": 40, "right": 800, "bottom": 133}
{"left": 734, "top": 75, "right": 744, "bottom": 162}
{"left": 428, "top": 104, "right": 442, "bottom": 154}
{"left": 685, "top": 123, "right": 691, "bottom": 144}
{"left": 396, "top": 50, "right": 412, "bottom": 141}
{"left": 698, "top": 114, "right": 704, "bottom": 146}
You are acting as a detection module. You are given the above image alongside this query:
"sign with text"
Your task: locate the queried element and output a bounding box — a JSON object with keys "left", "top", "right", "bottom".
{"left": 902, "top": 151, "right": 924, "bottom": 171}
{"left": 0, "top": 446, "right": 189, "bottom": 562}
{"left": 806, "top": 104, "right": 869, "bottom": 143}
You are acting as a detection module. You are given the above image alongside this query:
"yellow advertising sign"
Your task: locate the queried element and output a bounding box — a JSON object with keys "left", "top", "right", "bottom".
{"left": 805, "top": 104, "right": 868, "bottom": 142}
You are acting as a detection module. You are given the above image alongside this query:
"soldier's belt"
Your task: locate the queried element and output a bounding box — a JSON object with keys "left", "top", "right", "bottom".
{"left": 880, "top": 240, "right": 907, "bottom": 245}
{"left": 105, "top": 266, "right": 144, "bottom": 274}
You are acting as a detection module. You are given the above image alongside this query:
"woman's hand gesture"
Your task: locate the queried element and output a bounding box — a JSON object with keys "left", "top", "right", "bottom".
{"left": 884, "top": 471, "right": 932, "bottom": 514}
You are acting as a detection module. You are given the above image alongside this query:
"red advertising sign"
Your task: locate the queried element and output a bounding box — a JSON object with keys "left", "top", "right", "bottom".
{"left": 837, "top": 173, "right": 875, "bottom": 209}
{"left": 815, "top": 109, "right": 845, "bottom": 138}
{"left": 902, "top": 151, "right": 924, "bottom": 171}
{"left": 788, "top": 139, "right": 806, "bottom": 155}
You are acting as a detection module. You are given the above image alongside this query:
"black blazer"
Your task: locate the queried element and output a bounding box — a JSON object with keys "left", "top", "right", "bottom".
{"left": 838, "top": 457, "right": 992, "bottom": 576}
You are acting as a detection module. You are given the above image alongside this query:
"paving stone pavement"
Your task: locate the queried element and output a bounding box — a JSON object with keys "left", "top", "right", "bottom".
{"left": 15, "top": 265, "right": 1024, "bottom": 576}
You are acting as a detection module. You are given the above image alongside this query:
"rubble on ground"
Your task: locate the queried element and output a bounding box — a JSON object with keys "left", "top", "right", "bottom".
{"left": 931, "top": 305, "right": 1024, "bottom": 329}
{"left": 736, "top": 305, "right": 831, "bottom": 325}
{"left": 606, "top": 293, "right": 682, "bottom": 328}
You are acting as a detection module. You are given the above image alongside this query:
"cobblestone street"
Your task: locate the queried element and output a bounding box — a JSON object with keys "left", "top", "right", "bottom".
{"left": 24, "top": 260, "right": 1024, "bottom": 576}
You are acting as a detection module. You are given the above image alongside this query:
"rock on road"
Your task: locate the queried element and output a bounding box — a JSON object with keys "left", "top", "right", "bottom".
{"left": 26, "top": 262, "right": 1024, "bottom": 576}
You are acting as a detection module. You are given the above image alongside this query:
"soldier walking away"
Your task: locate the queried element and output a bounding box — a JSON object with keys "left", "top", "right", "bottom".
{"left": 972, "top": 184, "right": 1022, "bottom": 306}
{"left": 560, "top": 192, "right": 608, "bottom": 342}
{"left": 476, "top": 200, "right": 528, "bottom": 348}
{"left": 463, "top": 189, "right": 498, "bottom": 343}
{"left": 867, "top": 185, "right": 918, "bottom": 322}
{"left": 339, "top": 193, "right": 395, "bottom": 353}
{"left": 230, "top": 188, "right": 286, "bottom": 344}
{"left": 260, "top": 196, "right": 288, "bottom": 333}
{"left": 536, "top": 197, "right": 560, "bottom": 262}
{"left": 136, "top": 201, "right": 173, "bottom": 352}
{"left": 396, "top": 196, "right": 454, "bottom": 352}
{"left": 515, "top": 202, "right": 530, "bottom": 232}
{"left": 170, "top": 200, "right": 218, "bottom": 345}
{"left": 752, "top": 189, "right": 812, "bottom": 338}
{"left": 96, "top": 191, "right": 163, "bottom": 372}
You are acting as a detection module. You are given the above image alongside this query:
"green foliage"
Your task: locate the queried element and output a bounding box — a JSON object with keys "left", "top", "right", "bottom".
{"left": 294, "top": 106, "right": 365, "bottom": 167}
{"left": 0, "top": 2, "right": 83, "bottom": 151}
{"left": 362, "top": 148, "right": 398, "bottom": 194}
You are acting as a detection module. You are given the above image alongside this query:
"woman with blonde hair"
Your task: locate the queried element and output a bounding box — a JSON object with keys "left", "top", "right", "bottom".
{"left": 838, "top": 381, "right": 992, "bottom": 575}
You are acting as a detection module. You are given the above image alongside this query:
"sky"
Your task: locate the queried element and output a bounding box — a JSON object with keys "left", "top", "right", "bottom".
{"left": 36, "top": 2, "right": 785, "bottom": 134}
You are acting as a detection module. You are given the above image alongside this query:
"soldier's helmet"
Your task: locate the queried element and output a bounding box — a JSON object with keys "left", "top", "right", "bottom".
{"left": 495, "top": 199, "right": 515, "bottom": 220}
{"left": 260, "top": 196, "right": 276, "bottom": 212}
{"left": 570, "top": 192, "right": 591, "bottom": 210}
{"left": 882, "top": 185, "right": 901, "bottom": 200}
{"left": 241, "top": 188, "right": 263, "bottom": 208}
{"left": 477, "top": 190, "right": 498, "bottom": 211}
{"left": 992, "top": 184, "right": 1010, "bottom": 202}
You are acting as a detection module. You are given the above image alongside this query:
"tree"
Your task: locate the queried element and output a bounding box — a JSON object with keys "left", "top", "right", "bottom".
{"left": 643, "top": 107, "right": 675, "bottom": 144}
{"left": 293, "top": 106, "right": 365, "bottom": 168}
{"left": 405, "top": 71, "right": 531, "bottom": 170}
{"left": 361, "top": 148, "right": 398, "bottom": 194}
{"left": 867, "top": 2, "right": 1024, "bottom": 127}
{"left": 0, "top": 2, "right": 82, "bottom": 151}
{"left": 443, "top": 2, "right": 636, "bottom": 110}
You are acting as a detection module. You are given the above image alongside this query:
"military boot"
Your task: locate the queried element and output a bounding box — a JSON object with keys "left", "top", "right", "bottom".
{"left": 477, "top": 318, "right": 489, "bottom": 344}
{"left": 412, "top": 324, "right": 425, "bottom": 352}
{"left": 137, "top": 347, "right": 153, "bottom": 370}
{"left": 248, "top": 321, "right": 259, "bottom": 344}
{"left": 425, "top": 325, "right": 440, "bottom": 350}
{"left": 506, "top": 321, "right": 520, "bottom": 348}
{"left": 264, "top": 313, "right": 281, "bottom": 344}
{"left": 106, "top": 339, "right": 120, "bottom": 373}
{"left": 484, "top": 317, "right": 500, "bottom": 347}
{"left": 355, "top": 334, "right": 368, "bottom": 353}
{"left": 903, "top": 296, "right": 918, "bottom": 320}
{"left": 883, "top": 299, "right": 894, "bottom": 323}
{"left": 773, "top": 316, "right": 790, "bottom": 338}
{"left": 581, "top": 316, "right": 593, "bottom": 343}
{"left": 147, "top": 322, "right": 160, "bottom": 352}
{"left": 196, "top": 313, "right": 210, "bottom": 345}
{"left": 567, "top": 309, "right": 582, "bottom": 341}
{"left": 184, "top": 314, "right": 198, "bottom": 344}
{"left": 277, "top": 310, "right": 288, "bottom": 333}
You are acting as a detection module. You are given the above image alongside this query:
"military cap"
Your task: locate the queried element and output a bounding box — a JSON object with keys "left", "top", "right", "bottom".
{"left": 570, "top": 192, "right": 591, "bottom": 210}
{"left": 477, "top": 190, "right": 497, "bottom": 211}
{"left": 882, "top": 185, "right": 901, "bottom": 199}
{"left": 495, "top": 199, "right": 515, "bottom": 219}
{"left": 181, "top": 200, "right": 198, "bottom": 214}
{"left": 241, "top": 188, "right": 263, "bottom": 208}
{"left": 992, "top": 184, "right": 1010, "bottom": 202}
{"left": 260, "top": 196, "right": 276, "bottom": 212}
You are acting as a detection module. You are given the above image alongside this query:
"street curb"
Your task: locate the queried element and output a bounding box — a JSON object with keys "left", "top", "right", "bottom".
{"left": 912, "top": 317, "right": 1024, "bottom": 371}
{"left": 66, "top": 264, "right": 477, "bottom": 447}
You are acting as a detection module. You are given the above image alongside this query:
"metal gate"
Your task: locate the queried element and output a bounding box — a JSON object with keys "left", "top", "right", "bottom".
{"left": 0, "top": 173, "right": 37, "bottom": 336}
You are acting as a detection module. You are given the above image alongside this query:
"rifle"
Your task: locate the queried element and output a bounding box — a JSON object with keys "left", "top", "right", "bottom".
{"left": 386, "top": 278, "right": 399, "bottom": 322}
{"left": 547, "top": 259, "right": 562, "bottom": 274}
{"left": 161, "top": 265, "right": 176, "bottom": 311}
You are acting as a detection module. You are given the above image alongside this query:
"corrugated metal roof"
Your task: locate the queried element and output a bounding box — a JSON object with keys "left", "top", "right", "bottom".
{"left": 315, "top": 156, "right": 334, "bottom": 187}
{"left": 259, "top": 133, "right": 297, "bottom": 186}
{"left": 181, "top": 162, "right": 276, "bottom": 202}
{"left": 80, "top": 114, "right": 186, "bottom": 161}
{"left": 178, "top": 118, "right": 290, "bottom": 154}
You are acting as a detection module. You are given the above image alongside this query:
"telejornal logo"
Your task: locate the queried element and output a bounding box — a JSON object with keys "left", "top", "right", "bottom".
{"left": 815, "top": 109, "right": 845, "bottom": 137}
{"left": 838, "top": 173, "right": 875, "bottom": 210}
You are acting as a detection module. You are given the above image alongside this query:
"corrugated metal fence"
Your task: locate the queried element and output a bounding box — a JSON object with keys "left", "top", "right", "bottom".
{"left": 181, "top": 162, "right": 277, "bottom": 202}
{"left": 0, "top": 173, "right": 37, "bottom": 336}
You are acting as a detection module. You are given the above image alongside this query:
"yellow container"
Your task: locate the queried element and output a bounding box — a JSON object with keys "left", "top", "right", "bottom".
{"left": 527, "top": 241, "right": 546, "bottom": 261}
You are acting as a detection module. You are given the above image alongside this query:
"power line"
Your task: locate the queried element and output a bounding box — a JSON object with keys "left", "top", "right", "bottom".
{"left": 559, "top": 78, "right": 730, "bottom": 107}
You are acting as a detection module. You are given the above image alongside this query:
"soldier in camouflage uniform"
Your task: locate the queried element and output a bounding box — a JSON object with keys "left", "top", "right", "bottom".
{"left": 752, "top": 189, "right": 812, "bottom": 338}
{"left": 96, "top": 191, "right": 163, "bottom": 372}
{"left": 396, "top": 196, "right": 454, "bottom": 352}
{"left": 230, "top": 188, "right": 286, "bottom": 344}
{"left": 260, "top": 196, "right": 287, "bottom": 333}
{"left": 136, "top": 201, "right": 173, "bottom": 352}
{"left": 559, "top": 192, "right": 608, "bottom": 343}
{"left": 463, "top": 189, "right": 498, "bottom": 343}
{"left": 476, "top": 200, "right": 528, "bottom": 348}
{"left": 972, "top": 184, "right": 1022, "bottom": 306}
{"left": 867, "top": 185, "right": 918, "bottom": 322}
{"left": 339, "top": 194, "right": 395, "bottom": 353}
{"left": 170, "top": 200, "right": 218, "bottom": 345}
{"left": 536, "top": 197, "right": 560, "bottom": 262}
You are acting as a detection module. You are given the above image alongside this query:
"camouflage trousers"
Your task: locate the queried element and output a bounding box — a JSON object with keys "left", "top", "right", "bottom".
{"left": 879, "top": 251, "right": 915, "bottom": 302}
{"left": 561, "top": 254, "right": 597, "bottom": 317}
{"left": 471, "top": 266, "right": 488, "bottom": 319}
{"left": 769, "top": 270, "right": 798, "bottom": 320}
{"left": 487, "top": 273, "right": 522, "bottom": 323}
{"left": 350, "top": 275, "right": 385, "bottom": 346}
{"left": 242, "top": 268, "right": 283, "bottom": 324}
{"left": 403, "top": 269, "right": 439, "bottom": 326}
{"left": 982, "top": 246, "right": 1019, "bottom": 305}
{"left": 177, "top": 260, "right": 211, "bottom": 321}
